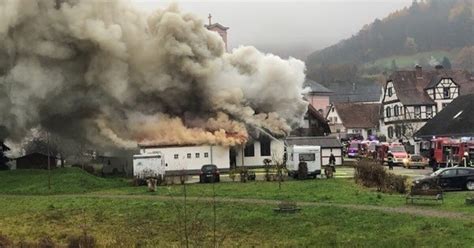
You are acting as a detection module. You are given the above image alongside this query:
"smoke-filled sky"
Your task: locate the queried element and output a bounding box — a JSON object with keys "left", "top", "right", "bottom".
{"left": 0, "top": 0, "right": 308, "bottom": 151}
{"left": 134, "top": 0, "right": 412, "bottom": 59}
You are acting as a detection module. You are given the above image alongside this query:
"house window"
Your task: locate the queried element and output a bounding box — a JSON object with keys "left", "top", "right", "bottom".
{"left": 394, "top": 106, "right": 399, "bottom": 116}
{"left": 260, "top": 138, "right": 271, "bottom": 156}
{"left": 336, "top": 129, "right": 341, "bottom": 133}
{"left": 414, "top": 106, "right": 421, "bottom": 118}
{"left": 244, "top": 143, "right": 255, "bottom": 157}
{"left": 331, "top": 107, "right": 335, "bottom": 112}
{"left": 442, "top": 103, "right": 448, "bottom": 109}
{"left": 204, "top": 152, "right": 209, "bottom": 158}
{"left": 174, "top": 154, "right": 179, "bottom": 159}
{"left": 443, "top": 87, "right": 450, "bottom": 99}
{"left": 426, "top": 106, "right": 433, "bottom": 118}
{"left": 386, "top": 107, "right": 391, "bottom": 118}
{"left": 395, "top": 126, "right": 402, "bottom": 138}
{"left": 388, "top": 126, "right": 394, "bottom": 138}
{"left": 195, "top": 153, "right": 200, "bottom": 158}
{"left": 388, "top": 87, "right": 393, "bottom": 97}
{"left": 187, "top": 153, "right": 191, "bottom": 159}
{"left": 334, "top": 117, "right": 338, "bottom": 123}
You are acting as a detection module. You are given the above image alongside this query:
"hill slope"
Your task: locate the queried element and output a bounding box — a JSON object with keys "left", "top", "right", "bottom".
{"left": 307, "top": 0, "right": 473, "bottom": 67}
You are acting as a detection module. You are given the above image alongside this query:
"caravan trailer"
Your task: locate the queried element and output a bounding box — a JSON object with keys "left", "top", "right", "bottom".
{"left": 286, "top": 145, "right": 322, "bottom": 179}
{"left": 133, "top": 152, "right": 165, "bottom": 179}
{"left": 135, "top": 145, "right": 230, "bottom": 175}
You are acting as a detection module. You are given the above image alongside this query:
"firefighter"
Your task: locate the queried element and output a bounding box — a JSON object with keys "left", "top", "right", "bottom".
{"left": 387, "top": 152, "right": 394, "bottom": 170}
{"left": 429, "top": 155, "right": 438, "bottom": 172}
{"left": 329, "top": 153, "right": 336, "bottom": 173}
{"left": 461, "top": 152, "right": 470, "bottom": 167}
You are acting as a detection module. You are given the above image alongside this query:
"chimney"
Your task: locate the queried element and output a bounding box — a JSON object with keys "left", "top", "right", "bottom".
{"left": 415, "top": 65, "right": 423, "bottom": 79}
{"left": 435, "top": 64, "right": 444, "bottom": 71}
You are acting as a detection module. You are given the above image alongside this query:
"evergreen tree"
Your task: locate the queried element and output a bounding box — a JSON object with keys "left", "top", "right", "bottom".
{"left": 441, "top": 56, "right": 452, "bottom": 69}
{"left": 0, "top": 142, "right": 10, "bottom": 170}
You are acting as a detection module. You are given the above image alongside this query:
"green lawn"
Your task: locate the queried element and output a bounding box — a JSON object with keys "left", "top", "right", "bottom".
{"left": 363, "top": 49, "right": 460, "bottom": 70}
{"left": 0, "top": 168, "right": 128, "bottom": 195}
{"left": 99, "top": 178, "right": 474, "bottom": 215}
{"left": 1, "top": 196, "right": 473, "bottom": 247}
{"left": 1, "top": 169, "right": 474, "bottom": 246}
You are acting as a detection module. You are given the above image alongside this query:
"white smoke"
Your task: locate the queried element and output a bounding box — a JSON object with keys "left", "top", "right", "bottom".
{"left": 0, "top": 0, "right": 308, "bottom": 149}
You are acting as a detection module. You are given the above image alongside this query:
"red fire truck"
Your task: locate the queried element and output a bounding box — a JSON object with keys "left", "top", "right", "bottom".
{"left": 431, "top": 138, "right": 474, "bottom": 167}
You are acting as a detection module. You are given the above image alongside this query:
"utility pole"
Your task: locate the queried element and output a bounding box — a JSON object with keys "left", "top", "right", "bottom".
{"left": 47, "top": 131, "right": 51, "bottom": 191}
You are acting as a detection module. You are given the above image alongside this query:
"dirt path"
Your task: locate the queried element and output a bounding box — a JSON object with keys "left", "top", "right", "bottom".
{"left": 6, "top": 193, "right": 469, "bottom": 221}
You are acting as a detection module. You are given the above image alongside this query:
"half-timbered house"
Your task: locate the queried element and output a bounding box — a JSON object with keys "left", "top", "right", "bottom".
{"left": 380, "top": 65, "right": 474, "bottom": 143}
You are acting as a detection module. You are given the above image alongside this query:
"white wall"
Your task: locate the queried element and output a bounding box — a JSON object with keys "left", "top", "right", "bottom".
{"left": 383, "top": 81, "right": 398, "bottom": 102}
{"left": 327, "top": 105, "right": 346, "bottom": 134}
{"left": 236, "top": 140, "right": 285, "bottom": 167}
{"left": 321, "top": 148, "right": 343, "bottom": 166}
{"left": 142, "top": 145, "right": 230, "bottom": 171}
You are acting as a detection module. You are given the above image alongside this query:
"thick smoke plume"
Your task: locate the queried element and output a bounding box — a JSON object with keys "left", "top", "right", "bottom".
{"left": 0, "top": 0, "right": 307, "bottom": 149}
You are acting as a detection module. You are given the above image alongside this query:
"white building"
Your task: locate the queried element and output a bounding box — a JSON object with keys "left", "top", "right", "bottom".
{"left": 138, "top": 144, "right": 230, "bottom": 174}
{"left": 380, "top": 65, "right": 474, "bottom": 144}
{"left": 235, "top": 139, "right": 285, "bottom": 167}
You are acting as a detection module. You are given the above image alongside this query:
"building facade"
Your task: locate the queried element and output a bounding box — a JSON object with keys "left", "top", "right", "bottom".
{"left": 303, "top": 79, "right": 334, "bottom": 116}
{"left": 326, "top": 102, "right": 381, "bottom": 140}
{"left": 205, "top": 14, "right": 229, "bottom": 51}
{"left": 380, "top": 65, "right": 474, "bottom": 143}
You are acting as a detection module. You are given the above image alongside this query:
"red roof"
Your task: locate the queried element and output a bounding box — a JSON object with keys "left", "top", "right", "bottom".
{"left": 334, "top": 103, "right": 381, "bottom": 129}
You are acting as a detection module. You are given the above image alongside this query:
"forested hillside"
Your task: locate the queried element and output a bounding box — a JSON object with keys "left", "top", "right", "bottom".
{"left": 307, "top": 0, "right": 473, "bottom": 90}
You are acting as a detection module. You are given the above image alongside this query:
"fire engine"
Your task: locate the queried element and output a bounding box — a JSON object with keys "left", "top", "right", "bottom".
{"left": 431, "top": 138, "right": 474, "bottom": 167}
{"left": 375, "top": 142, "right": 408, "bottom": 165}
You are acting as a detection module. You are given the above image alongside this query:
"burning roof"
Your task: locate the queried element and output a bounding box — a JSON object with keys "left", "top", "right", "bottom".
{"left": 0, "top": 0, "right": 308, "bottom": 150}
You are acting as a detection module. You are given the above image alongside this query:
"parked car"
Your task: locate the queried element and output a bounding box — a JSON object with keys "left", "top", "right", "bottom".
{"left": 403, "top": 154, "right": 427, "bottom": 169}
{"left": 199, "top": 164, "right": 220, "bottom": 183}
{"left": 413, "top": 167, "right": 474, "bottom": 191}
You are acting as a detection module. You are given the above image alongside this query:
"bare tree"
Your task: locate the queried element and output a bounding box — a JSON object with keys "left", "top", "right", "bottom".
{"left": 272, "top": 152, "right": 287, "bottom": 190}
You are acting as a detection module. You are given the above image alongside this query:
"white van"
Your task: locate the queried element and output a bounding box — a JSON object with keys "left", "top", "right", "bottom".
{"left": 286, "top": 145, "right": 321, "bottom": 179}
{"left": 133, "top": 152, "right": 165, "bottom": 179}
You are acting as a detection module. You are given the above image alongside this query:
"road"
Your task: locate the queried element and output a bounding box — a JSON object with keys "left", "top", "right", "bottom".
{"left": 184, "top": 165, "right": 431, "bottom": 183}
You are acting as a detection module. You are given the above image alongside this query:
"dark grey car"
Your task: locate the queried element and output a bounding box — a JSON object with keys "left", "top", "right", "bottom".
{"left": 413, "top": 167, "right": 474, "bottom": 191}
{"left": 199, "top": 164, "right": 220, "bottom": 183}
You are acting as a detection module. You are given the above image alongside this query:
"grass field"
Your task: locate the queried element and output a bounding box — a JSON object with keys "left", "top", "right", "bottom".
{"left": 363, "top": 49, "right": 460, "bottom": 70}
{"left": 0, "top": 168, "right": 127, "bottom": 195}
{"left": 1, "top": 169, "right": 474, "bottom": 247}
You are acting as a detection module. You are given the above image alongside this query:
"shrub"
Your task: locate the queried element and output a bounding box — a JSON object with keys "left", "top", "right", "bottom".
{"left": 263, "top": 159, "right": 272, "bottom": 181}
{"left": 238, "top": 167, "right": 249, "bottom": 183}
{"left": 354, "top": 160, "right": 407, "bottom": 194}
{"left": 229, "top": 169, "right": 237, "bottom": 182}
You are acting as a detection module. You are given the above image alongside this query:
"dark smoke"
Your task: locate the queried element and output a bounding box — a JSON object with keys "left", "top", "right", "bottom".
{"left": 0, "top": 0, "right": 308, "bottom": 149}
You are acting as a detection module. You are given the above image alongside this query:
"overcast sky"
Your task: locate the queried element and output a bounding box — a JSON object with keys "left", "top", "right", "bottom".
{"left": 134, "top": 0, "right": 412, "bottom": 59}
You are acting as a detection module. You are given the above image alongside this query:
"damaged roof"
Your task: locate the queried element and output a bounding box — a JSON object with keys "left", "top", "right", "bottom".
{"left": 334, "top": 102, "right": 381, "bottom": 129}
{"left": 415, "top": 93, "right": 474, "bottom": 138}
